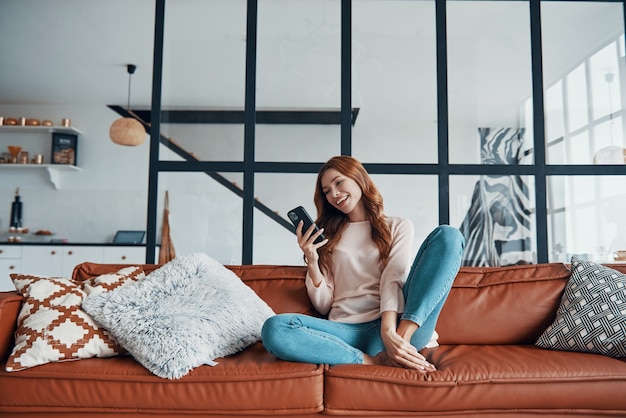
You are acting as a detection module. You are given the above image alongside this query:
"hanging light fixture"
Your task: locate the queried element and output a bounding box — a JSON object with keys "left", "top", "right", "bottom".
{"left": 593, "top": 72, "right": 625, "bottom": 164}
{"left": 109, "top": 64, "right": 146, "bottom": 146}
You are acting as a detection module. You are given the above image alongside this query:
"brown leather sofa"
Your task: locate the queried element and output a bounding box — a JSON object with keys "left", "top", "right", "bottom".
{"left": 1, "top": 261, "right": 625, "bottom": 417}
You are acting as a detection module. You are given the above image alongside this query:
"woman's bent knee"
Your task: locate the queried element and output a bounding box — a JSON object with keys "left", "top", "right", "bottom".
{"left": 434, "top": 225, "right": 465, "bottom": 251}
{"left": 262, "top": 314, "right": 295, "bottom": 355}
{"left": 262, "top": 315, "right": 280, "bottom": 352}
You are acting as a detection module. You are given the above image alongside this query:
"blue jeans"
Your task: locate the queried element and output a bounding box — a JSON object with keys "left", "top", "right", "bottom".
{"left": 262, "top": 225, "right": 465, "bottom": 365}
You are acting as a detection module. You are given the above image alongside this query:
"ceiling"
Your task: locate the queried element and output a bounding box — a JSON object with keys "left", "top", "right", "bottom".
{"left": 0, "top": 0, "right": 156, "bottom": 106}
{"left": 0, "top": 0, "right": 622, "bottom": 113}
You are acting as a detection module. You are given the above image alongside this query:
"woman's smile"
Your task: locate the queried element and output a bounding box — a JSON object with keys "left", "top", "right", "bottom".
{"left": 336, "top": 195, "right": 349, "bottom": 206}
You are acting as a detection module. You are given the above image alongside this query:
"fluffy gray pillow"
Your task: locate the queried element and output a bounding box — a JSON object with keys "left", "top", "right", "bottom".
{"left": 82, "top": 253, "right": 275, "bottom": 379}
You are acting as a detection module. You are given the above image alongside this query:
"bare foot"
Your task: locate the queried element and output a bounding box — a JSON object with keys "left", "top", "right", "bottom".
{"left": 364, "top": 351, "right": 434, "bottom": 373}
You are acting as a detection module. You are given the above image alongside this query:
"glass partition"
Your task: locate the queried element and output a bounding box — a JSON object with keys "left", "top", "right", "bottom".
{"left": 254, "top": 124, "right": 339, "bottom": 163}
{"left": 160, "top": 0, "right": 247, "bottom": 162}
{"left": 448, "top": 1, "right": 534, "bottom": 165}
{"left": 371, "top": 175, "right": 439, "bottom": 251}
{"left": 253, "top": 173, "right": 319, "bottom": 265}
{"left": 542, "top": 2, "right": 626, "bottom": 165}
{"left": 256, "top": 0, "right": 341, "bottom": 162}
{"left": 352, "top": 0, "right": 438, "bottom": 164}
{"left": 158, "top": 171, "right": 244, "bottom": 265}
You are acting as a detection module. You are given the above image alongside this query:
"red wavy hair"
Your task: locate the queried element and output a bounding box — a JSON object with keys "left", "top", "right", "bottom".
{"left": 313, "top": 156, "right": 392, "bottom": 273}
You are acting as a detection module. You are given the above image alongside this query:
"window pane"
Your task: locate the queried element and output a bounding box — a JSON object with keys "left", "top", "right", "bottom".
{"left": 255, "top": 0, "right": 341, "bottom": 162}
{"left": 448, "top": 1, "right": 533, "bottom": 165}
{"left": 255, "top": 125, "right": 339, "bottom": 163}
{"left": 160, "top": 124, "right": 245, "bottom": 161}
{"left": 545, "top": 81, "right": 565, "bottom": 146}
{"left": 542, "top": 2, "right": 626, "bottom": 165}
{"left": 451, "top": 175, "right": 536, "bottom": 266}
{"left": 253, "top": 173, "right": 319, "bottom": 265}
{"left": 160, "top": 0, "right": 247, "bottom": 162}
{"left": 158, "top": 172, "right": 243, "bottom": 265}
{"left": 352, "top": 0, "right": 437, "bottom": 164}
{"left": 548, "top": 175, "right": 626, "bottom": 263}
{"left": 590, "top": 44, "right": 621, "bottom": 120}
{"left": 568, "top": 131, "right": 590, "bottom": 164}
{"left": 370, "top": 175, "right": 439, "bottom": 251}
{"left": 566, "top": 64, "right": 589, "bottom": 133}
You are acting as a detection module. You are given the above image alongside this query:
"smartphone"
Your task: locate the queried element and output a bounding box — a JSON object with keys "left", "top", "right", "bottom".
{"left": 287, "top": 206, "right": 325, "bottom": 244}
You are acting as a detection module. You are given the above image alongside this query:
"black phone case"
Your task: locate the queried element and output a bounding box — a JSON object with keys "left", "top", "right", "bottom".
{"left": 287, "top": 206, "right": 325, "bottom": 244}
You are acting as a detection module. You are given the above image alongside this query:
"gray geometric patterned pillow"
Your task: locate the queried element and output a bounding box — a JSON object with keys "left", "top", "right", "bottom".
{"left": 536, "top": 256, "right": 626, "bottom": 358}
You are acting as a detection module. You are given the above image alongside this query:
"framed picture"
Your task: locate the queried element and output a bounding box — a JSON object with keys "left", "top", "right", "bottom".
{"left": 51, "top": 132, "right": 78, "bottom": 165}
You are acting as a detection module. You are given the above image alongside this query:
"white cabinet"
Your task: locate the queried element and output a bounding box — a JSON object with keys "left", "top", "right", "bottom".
{"left": 3, "top": 245, "right": 151, "bottom": 282}
{"left": 0, "top": 245, "right": 22, "bottom": 291}
{"left": 61, "top": 246, "right": 106, "bottom": 277}
{"left": 19, "top": 246, "right": 63, "bottom": 277}
{"left": 20, "top": 246, "right": 104, "bottom": 278}
{"left": 103, "top": 246, "right": 147, "bottom": 264}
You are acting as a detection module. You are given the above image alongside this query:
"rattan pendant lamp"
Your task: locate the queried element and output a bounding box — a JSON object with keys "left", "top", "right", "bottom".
{"left": 109, "top": 64, "right": 146, "bottom": 146}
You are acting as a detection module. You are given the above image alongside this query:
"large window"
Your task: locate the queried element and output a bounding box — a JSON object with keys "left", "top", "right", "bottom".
{"left": 542, "top": 2, "right": 626, "bottom": 262}
{"left": 543, "top": 3, "right": 624, "bottom": 166}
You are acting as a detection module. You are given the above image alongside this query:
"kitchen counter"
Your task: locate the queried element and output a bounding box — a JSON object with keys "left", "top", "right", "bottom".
{"left": 0, "top": 232, "right": 152, "bottom": 246}
{"left": 0, "top": 240, "right": 149, "bottom": 246}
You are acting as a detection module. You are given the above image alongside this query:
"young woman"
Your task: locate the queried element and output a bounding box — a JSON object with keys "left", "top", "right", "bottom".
{"left": 262, "top": 156, "right": 465, "bottom": 371}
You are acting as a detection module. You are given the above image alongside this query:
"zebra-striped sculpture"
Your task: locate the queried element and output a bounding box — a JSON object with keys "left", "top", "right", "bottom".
{"left": 459, "top": 127, "right": 534, "bottom": 267}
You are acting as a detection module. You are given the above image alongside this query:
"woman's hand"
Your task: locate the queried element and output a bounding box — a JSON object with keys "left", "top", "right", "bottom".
{"left": 380, "top": 312, "right": 435, "bottom": 372}
{"left": 296, "top": 220, "right": 327, "bottom": 264}
{"left": 296, "top": 221, "right": 328, "bottom": 288}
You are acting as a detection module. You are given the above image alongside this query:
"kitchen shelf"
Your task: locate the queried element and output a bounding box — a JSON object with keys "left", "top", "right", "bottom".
{"left": 0, "top": 125, "right": 83, "bottom": 135}
{"left": 1, "top": 124, "right": 82, "bottom": 188}
{"left": 0, "top": 164, "right": 81, "bottom": 189}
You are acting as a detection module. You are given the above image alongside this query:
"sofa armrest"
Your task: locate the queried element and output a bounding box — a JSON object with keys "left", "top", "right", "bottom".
{"left": 0, "top": 291, "right": 22, "bottom": 362}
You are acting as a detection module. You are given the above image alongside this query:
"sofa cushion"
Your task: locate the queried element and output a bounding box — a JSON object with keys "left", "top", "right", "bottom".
{"left": 6, "top": 267, "right": 145, "bottom": 371}
{"left": 82, "top": 253, "right": 276, "bottom": 379}
{"left": 324, "top": 344, "right": 626, "bottom": 415}
{"left": 436, "top": 263, "right": 572, "bottom": 345}
{"left": 0, "top": 343, "right": 324, "bottom": 416}
{"left": 536, "top": 256, "right": 626, "bottom": 358}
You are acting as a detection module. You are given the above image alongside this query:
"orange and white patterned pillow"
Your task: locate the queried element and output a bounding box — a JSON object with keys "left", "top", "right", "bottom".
{"left": 6, "top": 266, "right": 145, "bottom": 372}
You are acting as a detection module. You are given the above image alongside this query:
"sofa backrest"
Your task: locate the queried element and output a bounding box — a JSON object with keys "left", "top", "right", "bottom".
{"left": 72, "top": 261, "right": 626, "bottom": 346}
{"left": 436, "top": 263, "right": 571, "bottom": 345}
{"left": 437, "top": 262, "right": 626, "bottom": 345}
